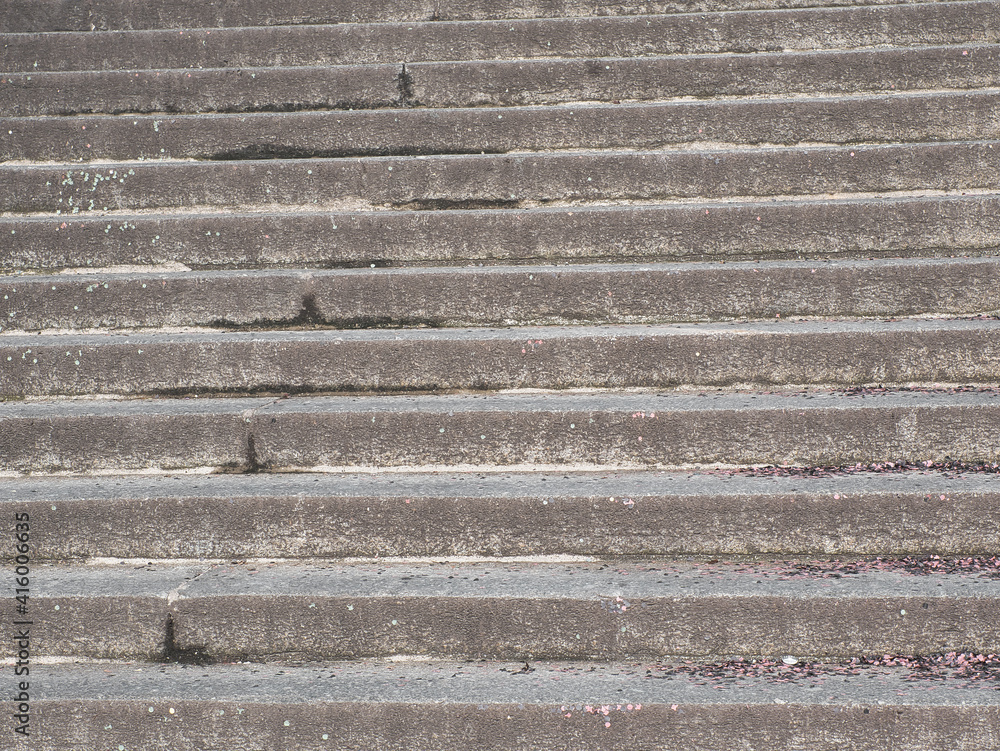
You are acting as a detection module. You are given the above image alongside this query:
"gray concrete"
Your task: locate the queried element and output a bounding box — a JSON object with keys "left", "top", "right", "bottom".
{"left": 4, "top": 470, "right": 999, "bottom": 558}
{"left": 4, "top": 258, "right": 1000, "bottom": 331}
{"left": 9, "top": 560, "right": 1000, "bottom": 660}
{"left": 20, "top": 662, "right": 1000, "bottom": 749}
{"left": 4, "top": 389, "right": 996, "bottom": 473}
{"left": 6, "top": 45, "right": 999, "bottom": 116}
{"left": 6, "top": 141, "right": 999, "bottom": 213}
{"left": 1, "top": 0, "right": 968, "bottom": 32}
{"left": 4, "top": 319, "right": 1000, "bottom": 397}
{"left": 4, "top": 90, "right": 998, "bottom": 162}
{"left": 0, "top": 397, "right": 250, "bottom": 473}
{"left": 5, "top": 193, "right": 1000, "bottom": 271}
{"left": 7, "top": 2, "right": 997, "bottom": 72}
{"left": 0, "top": 564, "right": 202, "bottom": 660}
{"left": 164, "top": 560, "right": 1000, "bottom": 659}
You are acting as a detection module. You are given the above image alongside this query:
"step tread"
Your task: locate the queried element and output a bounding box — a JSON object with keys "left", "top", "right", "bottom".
{"left": 6, "top": 468, "right": 1000, "bottom": 500}
{"left": 30, "top": 659, "right": 1000, "bottom": 705}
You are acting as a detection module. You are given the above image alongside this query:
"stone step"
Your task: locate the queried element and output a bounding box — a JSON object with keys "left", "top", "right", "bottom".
{"left": 20, "top": 660, "right": 1000, "bottom": 751}
{"left": 0, "top": 0, "right": 965, "bottom": 33}
{"left": 6, "top": 45, "right": 998, "bottom": 117}
{"left": 5, "top": 471, "right": 999, "bottom": 559}
{"left": 6, "top": 2, "right": 997, "bottom": 72}
{"left": 6, "top": 141, "right": 999, "bottom": 214}
{"left": 2, "top": 389, "right": 997, "bottom": 474}
{"left": 3, "top": 319, "right": 1000, "bottom": 397}
{"left": 5, "top": 193, "right": 999, "bottom": 271}
{"left": 4, "top": 90, "right": 997, "bottom": 162}
{"left": 8, "top": 560, "right": 1000, "bottom": 661}
{"left": 3, "top": 258, "right": 1000, "bottom": 332}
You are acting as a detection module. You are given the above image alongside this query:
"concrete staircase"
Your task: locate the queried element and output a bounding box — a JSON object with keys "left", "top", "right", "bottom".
{"left": 3, "top": 0, "right": 1000, "bottom": 748}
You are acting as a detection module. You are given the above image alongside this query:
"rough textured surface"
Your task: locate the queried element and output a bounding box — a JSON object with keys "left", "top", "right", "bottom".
{"left": 7, "top": 3, "right": 998, "bottom": 72}
{"left": 1, "top": 0, "right": 972, "bottom": 32}
{"left": 169, "top": 560, "right": 1000, "bottom": 659}
{"left": 6, "top": 142, "right": 1000, "bottom": 214}
{"left": 5, "top": 90, "right": 999, "bottom": 162}
{"left": 5, "top": 0, "right": 1000, "bottom": 746}
{"left": 7, "top": 45, "right": 1000, "bottom": 116}
{"left": 4, "top": 258, "right": 1000, "bottom": 331}
{"left": 0, "top": 398, "right": 250, "bottom": 473}
{"left": 3, "top": 390, "right": 999, "bottom": 473}
{"left": 5, "top": 471, "right": 1000, "bottom": 559}
{"left": 3, "top": 319, "right": 1000, "bottom": 396}
{"left": 5, "top": 194, "right": 1000, "bottom": 271}
{"left": 17, "top": 700, "right": 1000, "bottom": 751}
{"left": 0, "top": 564, "right": 202, "bottom": 659}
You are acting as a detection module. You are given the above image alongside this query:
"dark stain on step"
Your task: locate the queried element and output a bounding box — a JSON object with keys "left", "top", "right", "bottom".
{"left": 396, "top": 63, "right": 416, "bottom": 106}
{"left": 162, "top": 613, "right": 215, "bottom": 665}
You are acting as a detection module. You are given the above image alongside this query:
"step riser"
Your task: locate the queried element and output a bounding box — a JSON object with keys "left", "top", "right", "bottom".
{"left": 6, "top": 142, "right": 999, "bottom": 213}
{"left": 5, "top": 260, "right": 1000, "bottom": 330}
{"left": 7, "top": 591, "right": 996, "bottom": 661}
{"left": 8, "top": 3, "right": 998, "bottom": 72}
{"left": 171, "top": 595, "right": 1000, "bottom": 660}
{"left": 13, "top": 490, "right": 1000, "bottom": 559}
{"left": 3, "top": 397, "right": 997, "bottom": 472}
{"left": 5, "top": 91, "right": 997, "bottom": 162}
{"left": 4, "top": 326, "right": 1000, "bottom": 397}
{"left": 30, "top": 702, "right": 1000, "bottom": 751}
{"left": 5, "top": 195, "right": 999, "bottom": 270}
{"left": 7, "top": 46, "right": 998, "bottom": 116}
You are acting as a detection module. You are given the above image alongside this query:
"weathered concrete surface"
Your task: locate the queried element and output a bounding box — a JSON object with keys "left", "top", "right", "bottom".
{"left": 7, "top": 2, "right": 998, "bottom": 72}
{"left": 3, "top": 320, "right": 1000, "bottom": 397}
{"left": 6, "top": 45, "right": 999, "bottom": 116}
{"left": 5, "top": 194, "right": 1000, "bottom": 271}
{"left": 0, "top": 565, "right": 201, "bottom": 659}
{"left": 0, "top": 398, "right": 249, "bottom": 473}
{"left": 0, "top": 269, "right": 308, "bottom": 330}
{"left": 0, "top": 64, "right": 404, "bottom": 117}
{"left": 249, "top": 390, "right": 1000, "bottom": 470}
{"left": 4, "top": 471, "right": 999, "bottom": 559}
{"left": 22, "top": 662, "right": 1000, "bottom": 750}
{"left": 3, "top": 390, "right": 998, "bottom": 473}
{"left": 4, "top": 258, "right": 1000, "bottom": 331}
{"left": 168, "top": 561, "right": 1000, "bottom": 660}
{"left": 4, "top": 90, "right": 997, "bottom": 162}
{"left": 1, "top": 0, "right": 969, "bottom": 32}
{"left": 7, "top": 142, "right": 999, "bottom": 213}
